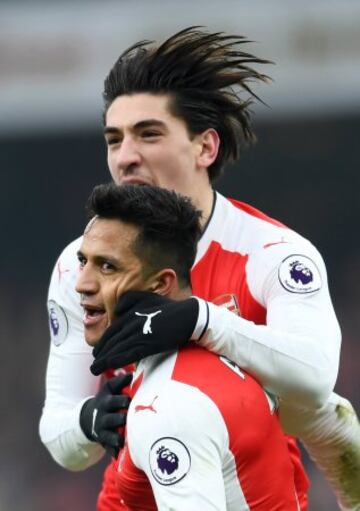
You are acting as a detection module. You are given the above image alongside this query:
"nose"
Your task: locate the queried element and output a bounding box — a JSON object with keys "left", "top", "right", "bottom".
{"left": 114, "top": 136, "right": 142, "bottom": 175}
{"left": 75, "top": 263, "right": 99, "bottom": 296}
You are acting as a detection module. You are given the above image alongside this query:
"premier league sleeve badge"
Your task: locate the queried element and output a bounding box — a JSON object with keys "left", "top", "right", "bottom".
{"left": 47, "top": 299, "right": 69, "bottom": 346}
{"left": 278, "top": 254, "right": 322, "bottom": 294}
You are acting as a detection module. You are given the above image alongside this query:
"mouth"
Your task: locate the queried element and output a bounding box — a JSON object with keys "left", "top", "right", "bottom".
{"left": 119, "top": 176, "right": 153, "bottom": 186}
{"left": 81, "top": 303, "right": 107, "bottom": 327}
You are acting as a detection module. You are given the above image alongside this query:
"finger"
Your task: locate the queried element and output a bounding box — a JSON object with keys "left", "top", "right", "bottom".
{"left": 106, "top": 373, "right": 133, "bottom": 394}
{"left": 95, "top": 316, "right": 127, "bottom": 346}
{"left": 102, "top": 413, "right": 127, "bottom": 430}
{"left": 100, "top": 431, "right": 124, "bottom": 452}
{"left": 107, "top": 447, "right": 119, "bottom": 459}
{"left": 104, "top": 395, "right": 131, "bottom": 412}
{"left": 93, "top": 340, "right": 138, "bottom": 370}
{"left": 93, "top": 314, "right": 136, "bottom": 358}
{"left": 92, "top": 309, "right": 141, "bottom": 357}
{"left": 108, "top": 446, "right": 120, "bottom": 459}
{"left": 94, "top": 329, "right": 137, "bottom": 361}
{"left": 90, "top": 358, "right": 107, "bottom": 376}
{"left": 92, "top": 337, "right": 107, "bottom": 359}
{"left": 91, "top": 355, "right": 129, "bottom": 375}
{"left": 105, "top": 345, "right": 149, "bottom": 370}
{"left": 97, "top": 324, "right": 147, "bottom": 359}
{"left": 91, "top": 337, "right": 146, "bottom": 374}
{"left": 92, "top": 323, "right": 123, "bottom": 358}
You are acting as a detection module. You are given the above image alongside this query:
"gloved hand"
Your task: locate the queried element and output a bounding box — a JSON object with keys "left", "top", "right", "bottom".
{"left": 91, "top": 291, "right": 199, "bottom": 376}
{"left": 80, "top": 373, "right": 133, "bottom": 458}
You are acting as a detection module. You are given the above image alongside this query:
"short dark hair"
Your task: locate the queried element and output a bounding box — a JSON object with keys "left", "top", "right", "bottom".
{"left": 103, "top": 26, "right": 271, "bottom": 181}
{"left": 87, "top": 183, "right": 202, "bottom": 287}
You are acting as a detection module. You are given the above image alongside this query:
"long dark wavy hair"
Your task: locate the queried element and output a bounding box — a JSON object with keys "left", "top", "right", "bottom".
{"left": 103, "top": 27, "right": 272, "bottom": 181}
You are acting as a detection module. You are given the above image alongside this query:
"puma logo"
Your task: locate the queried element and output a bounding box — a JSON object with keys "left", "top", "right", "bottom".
{"left": 135, "top": 310, "right": 162, "bottom": 334}
{"left": 91, "top": 408, "right": 99, "bottom": 438}
{"left": 263, "top": 239, "right": 288, "bottom": 249}
{"left": 135, "top": 395, "right": 158, "bottom": 414}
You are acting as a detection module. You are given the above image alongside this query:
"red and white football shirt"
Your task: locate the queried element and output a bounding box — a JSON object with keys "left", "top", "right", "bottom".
{"left": 116, "top": 344, "right": 300, "bottom": 510}
{"left": 43, "top": 192, "right": 341, "bottom": 510}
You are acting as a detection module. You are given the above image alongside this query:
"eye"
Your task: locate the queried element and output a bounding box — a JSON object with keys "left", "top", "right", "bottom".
{"left": 105, "top": 136, "right": 122, "bottom": 146}
{"left": 101, "top": 261, "right": 116, "bottom": 272}
{"left": 141, "top": 130, "right": 161, "bottom": 139}
{"left": 77, "top": 254, "right": 86, "bottom": 268}
{"left": 104, "top": 131, "right": 124, "bottom": 146}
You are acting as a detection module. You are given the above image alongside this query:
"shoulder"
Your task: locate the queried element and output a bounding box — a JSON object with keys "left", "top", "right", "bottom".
{"left": 49, "top": 236, "right": 83, "bottom": 289}
{"left": 54, "top": 236, "right": 83, "bottom": 269}
{"left": 127, "top": 374, "right": 227, "bottom": 476}
{"left": 47, "top": 236, "right": 84, "bottom": 345}
{"left": 127, "top": 350, "right": 277, "bottom": 478}
{"left": 224, "top": 194, "right": 303, "bottom": 252}
{"left": 246, "top": 231, "right": 326, "bottom": 304}
{"left": 219, "top": 194, "right": 327, "bottom": 282}
{"left": 132, "top": 347, "right": 271, "bottom": 434}
{"left": 172, "top": 345, "right": 275, "bottom": 418}
{"left": 198, "top": 191, "right": 323, "bottom": 266}
{"left": 199, "top": 193, "right": 295, "bottom": 257}
{"left": 129, "top": 360, "right": 228, "bottom": 438}
{"left": 227, "top": 196, "right": 286, "bottom": 229}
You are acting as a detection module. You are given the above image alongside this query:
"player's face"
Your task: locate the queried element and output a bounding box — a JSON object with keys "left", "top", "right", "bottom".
{"left": 104, "top": 93, "right": 208, "bottom": 199}
{"left": 75, "top": 217, "right": 146, "bottom": 346}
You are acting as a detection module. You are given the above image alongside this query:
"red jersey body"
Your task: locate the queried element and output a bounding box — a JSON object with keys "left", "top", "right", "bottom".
{"left": 116, "top": 344, "right": 300, "bottom": 510}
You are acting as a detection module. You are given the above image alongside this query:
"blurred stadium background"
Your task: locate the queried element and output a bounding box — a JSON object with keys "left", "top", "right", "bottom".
{"left": 1, "top": 1, "right": 359, "bottom": 509}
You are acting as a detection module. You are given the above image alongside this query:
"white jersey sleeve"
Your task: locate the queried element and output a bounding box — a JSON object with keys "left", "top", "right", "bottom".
{"left": 280, "top": 391, "right": 360, "bottom": 511}
{"left": 127, "top": 382, "right": 229, "bottom": 511}
{"left": 194, "top": 240, "right": 341, "bottom": 408}
{"left": 39, "top": 237, "right": 104, "bottom": 471}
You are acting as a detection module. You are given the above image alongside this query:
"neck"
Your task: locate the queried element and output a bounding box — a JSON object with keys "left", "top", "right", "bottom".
{"left": 173, "top": 285, "right": 192, "bottom": 301}
{"left": 166, "top": 282, "right": 192, "bottom": 302}
{"left": 190, "top": 184, "right": 214, "bottom": 229}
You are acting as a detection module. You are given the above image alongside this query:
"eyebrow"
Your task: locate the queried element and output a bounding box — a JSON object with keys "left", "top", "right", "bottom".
{"left": 77, "top": 250, "right": 120, "bottom": 267}
{"left": 94, "top": 255, "right": 121, "bottom": 267}
{"left": 104, "top": 119, "right": 167, "bottom": 135}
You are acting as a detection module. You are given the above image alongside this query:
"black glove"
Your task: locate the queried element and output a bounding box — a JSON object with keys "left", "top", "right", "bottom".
{"left": 80, "top": 373, "right": 133, "bottom": 458}
{"left": 91, "top": 291, "right": 199, "bottom": 376}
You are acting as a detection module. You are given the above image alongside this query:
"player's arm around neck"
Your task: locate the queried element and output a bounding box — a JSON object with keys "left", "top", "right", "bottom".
{"left": 194, "top": 240, "right": 341, "bottom": 409}
{"left": 39, "top": 238, "right": 105, "bottom": 470}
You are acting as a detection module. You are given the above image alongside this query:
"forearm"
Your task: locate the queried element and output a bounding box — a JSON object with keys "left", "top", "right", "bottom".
{"left": 41, "top": 237, "right": 106, "bottom": 469}
{"left": 39, "top": 399, "right": 104, "bottom": 471}
{"left": 194, "top": 299, "right": 340, "bottom": 408}
{"left": 39, "top": 342, "right": 104, "bottom": 469}
{"left": 280, "top": 392, "right": 360, "bottom": 510}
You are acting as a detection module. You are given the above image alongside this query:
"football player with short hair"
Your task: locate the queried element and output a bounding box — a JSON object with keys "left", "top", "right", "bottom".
{"left": 76, "top": 182, "right": 302, "bottom": 510}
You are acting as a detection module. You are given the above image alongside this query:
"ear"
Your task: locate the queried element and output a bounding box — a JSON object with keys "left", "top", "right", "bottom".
{"left": 145, "top": 268, "right": 178, "bottom": 297}
{"left": 195, "top": 128, "right": 220, "bottom": 169}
